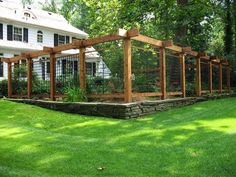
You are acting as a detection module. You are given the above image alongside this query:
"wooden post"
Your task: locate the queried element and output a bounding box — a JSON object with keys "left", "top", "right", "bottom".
{"left": 209, "top": 60, "right": 213, "bottom": 94}
{"left": 227, "top": 65, "right": 231, "bottom": 92}
{"left": 124, "top": 38, "right": 132, "bottom": 103}
{"left": 160, "top": 47, "right": 167, "bottom": 100}
{"left": 196, "top": 57, "right": 201, "bottom": 96}
{"left": 219, "top": 63, "right": 223, "bottom": 93}
{"left": 7, "top": 62, "right": 12, "bottom": 97}
{"left": 79, "top": 47, "right": 86, "bottom": 90}
{"left": 179, "top": 53, "right": 186, "bottom": 97}
{"left": 50, "top": 53, "right": 56, "bottom": 101}
{"left": 27, "top": 58, "right": 33, "bottom": 98}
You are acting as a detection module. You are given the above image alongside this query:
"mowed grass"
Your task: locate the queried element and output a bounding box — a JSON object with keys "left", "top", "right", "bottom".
{"left": 0, "top": 98, "right": 236, "bottom": 177}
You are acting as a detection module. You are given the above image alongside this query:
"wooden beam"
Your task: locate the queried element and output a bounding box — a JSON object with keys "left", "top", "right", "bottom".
{"left": 50, "top": 53, "right": 56, "bottom": 101}
{"left": 27, "top": 58, "right": 33, "bottom": 98}
{"left": 196, "top": 57, "right": 201, "bottom": 96}
{"left": 227, "top": 65, "right": 231, "bottom": 92}
{"left": 219, "top": 63, "right": 223, "bottom": 93}
{"left": 53, "top": 43, "right": 78, "bottom": 53}
{"left": 79, "top": 47, "right": 86, "bottom": 90}
{"left": 43, "top": 46, "right": 54, "bottom": 53}
{"left": 0, "top": 57, "right": 10, "bottom": 62}
{"left": 7, "top": 62, "right": 12, "bottom": 97}
{"left": 132, "top": 34, "right": 173, "bottom": 48}
{"left": 182, "top": 47, "right": 192, "bottom": 53}
{"left": 30, "top": 50, "right": 51, "bottom": 58}
{"left": 124, "top": 38, "right": 132, "bottom": 103}
{"left": 185, "top": 50, "right": 198, "bottom": 57}
{"left": 179, "top": 53, "right": 186, "bottom": 97}
{"left": 167, "top": 92, "right": 183, "bottom": 96}
{"left": 132, "top": 92, "right": 162, "bottom": 97}
{"left": 198, "top": 52, "right": 210, "bottom": 60}
{"left": 160, "top": 47, "right": 167, "bottom": 100}
{"left": 209, "top": 60, "right": 213, "bottom": 94}
{"left": 166, "top": 45, "right": 182, "bottom": 52}
{"left": 118, "top": 28, "right": 139, "bottom": 37}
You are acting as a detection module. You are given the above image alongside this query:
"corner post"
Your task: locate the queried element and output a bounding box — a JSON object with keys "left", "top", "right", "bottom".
{"left": 50, "top": 53, "right": 56, "bottom": 101}
{"left": 209, "top": 60, "right": 213, "bottom": 94}
{"left": 219, "top": 62, "right": 223, "bottom": 93}
{"left": 79, "top": 47, "right": 86, "bottom": 91}
{"left": 179, "top": 53, "right": 186, "bottom": 98}
{"left": 7, "top": 62, "right": 12, "bottom": 97}
{"left": 27, "top": 58, "right": 33, "bottom": 98}
{"left": 124, "top": 38, "right": 132, "bottom": 103}
{"left": 196, "top": 57, "right": 201, "bottom": 96}
{"left": 160, "top": 47, "right": 167, "bottom": 100}
{"left": 227, "top": 64, "right": 231, "bottom": 92}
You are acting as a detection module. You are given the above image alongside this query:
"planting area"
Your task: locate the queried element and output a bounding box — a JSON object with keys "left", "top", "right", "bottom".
{"left": 0, "top": 98, "right": 236, "bottom": 177}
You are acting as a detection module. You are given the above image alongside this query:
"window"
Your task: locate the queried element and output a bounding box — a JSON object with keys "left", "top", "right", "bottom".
{"left": 37, "top": 30, "right": 43, "bottom": 43}
{"left": 24, "top": 12, "right": 31, "bottom": 18}
{"left": 54, "top": 34, "right": 70, "bottom": 46}
{"left": 86, "top": 62, "right": 96, "bottom": 76}
{"left": 13, "top": 27, "right": 23, "bottom": 41}
{"left": 0, "top": 53, "right": 3, "bottom": 77}
{"left": 58, "top": 35, "right": 65, "bottom": 45}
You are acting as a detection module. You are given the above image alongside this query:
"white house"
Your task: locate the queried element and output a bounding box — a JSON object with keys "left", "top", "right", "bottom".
{"left": 0, "top": 0, "right": 111, "bottom": 81}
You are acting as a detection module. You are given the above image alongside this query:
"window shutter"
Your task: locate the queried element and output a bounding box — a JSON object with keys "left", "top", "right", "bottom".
{"left": 23, "top": 28, "right": 28, "bottom": 43}
{"left": 7, "top": 25, "right": 13, "bottom": 41}
{"left": 0, "top": 24, "right": 3, "bottom": 39}
{"left": 54, "top": 33, "right": 58, "bottom": 46}
{"left": 62, "top": 59, "right": 66, "bottom": 74}
{"left": 66, "top": 36, "right": 70, "bottom": 43}
{"left": 42, "top": 62, "right": 45, "bottom": 80}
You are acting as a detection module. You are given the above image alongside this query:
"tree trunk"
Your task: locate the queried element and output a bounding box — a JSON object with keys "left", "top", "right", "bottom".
{"left": 175, "top": 0, "right": 188, "bottom": 44}
{"left": 224, "top": 0, "right": 233, "bottom": 55}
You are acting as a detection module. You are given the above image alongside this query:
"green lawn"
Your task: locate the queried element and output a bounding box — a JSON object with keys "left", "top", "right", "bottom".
{"left": 0, "top": 98, "right": 236, "bottom": 177}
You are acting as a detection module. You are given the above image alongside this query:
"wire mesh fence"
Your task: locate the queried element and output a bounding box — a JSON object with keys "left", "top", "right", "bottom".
{"left": 32, "top": 57, "right": 50, "bottom": 98}
{"left": 55, "top": 54, "right": 80, "bottom": 95}
{"left": 212, "top": 64, "right": 219, "bottom": 91}
{"left": 166, "top": 52, "right": 181, "bottom": 93}
{"left": 201, "top": 61, "right": 209, "bottom": 92}
{"left": 12, "top": 61, "right": 27, "bottom": 97}
{"left": 222, "top": 66, "right": 227, "bottom": 90}
{"left": 185, "top": 56, "right": 196, "bottom": 96}
{"left": 86, "top": 41, "right": 124, "bottom": 95}
{"left": 131, "top": 41, "right": 160, "bottom": 96}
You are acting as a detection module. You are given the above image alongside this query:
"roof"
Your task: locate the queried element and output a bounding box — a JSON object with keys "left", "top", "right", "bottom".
{"left": 0, "top": 0, "right": 88, "bottom": 38}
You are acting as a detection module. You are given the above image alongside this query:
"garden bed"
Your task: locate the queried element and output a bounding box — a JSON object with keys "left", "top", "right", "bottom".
{"left": 6, "top": 93, "right": 236, "bottom": 119}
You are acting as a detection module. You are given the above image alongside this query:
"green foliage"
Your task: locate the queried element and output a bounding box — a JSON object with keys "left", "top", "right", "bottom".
{"left": 63, "top": 87, "right": 87, "bottom": 102}
{"left": 0, "top": 80, "right": 8, "bottom": 97}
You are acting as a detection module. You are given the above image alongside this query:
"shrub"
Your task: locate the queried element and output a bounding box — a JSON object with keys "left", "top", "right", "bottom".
{"left": 63, "top": 87, "right": 87, "bottom": 102}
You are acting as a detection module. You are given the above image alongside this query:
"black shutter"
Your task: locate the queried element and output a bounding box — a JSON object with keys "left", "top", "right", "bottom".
{"left": 66, "top": 36, "right": 70, "bottom": 43}
{"left": 54, "top": 33, "right": 58, "bottom": 46}
{"left": 92, "top": 63, "right": 96, "bottom": 76}
{"left": 0, "top": 24, "right": 3, "bottom": 39}
{"left": 74, "top": 61, "right": 78, "bottom": 72}
{"left": 42, "top": 62, "right": 45, "bottom": 80}
{"left": 23, "top": 28, "right": 28, "bottom": 43}
{"left": 62, "top": 59, "right": 66, "bottom": 74}
{"left": 46, "top": 62, "right": 50, "bottom": 73}
{"left": 7, "top": 25, "right": 13, "bottom": 41}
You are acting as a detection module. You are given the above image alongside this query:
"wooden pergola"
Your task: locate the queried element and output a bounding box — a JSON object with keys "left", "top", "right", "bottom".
{"left": 0, "top": 28, "right": 231, "bottom": 103}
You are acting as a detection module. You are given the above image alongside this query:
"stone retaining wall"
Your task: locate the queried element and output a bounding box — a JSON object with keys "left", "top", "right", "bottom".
{"left": 7, "top": 93, "right": 236, "bottom": 119}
